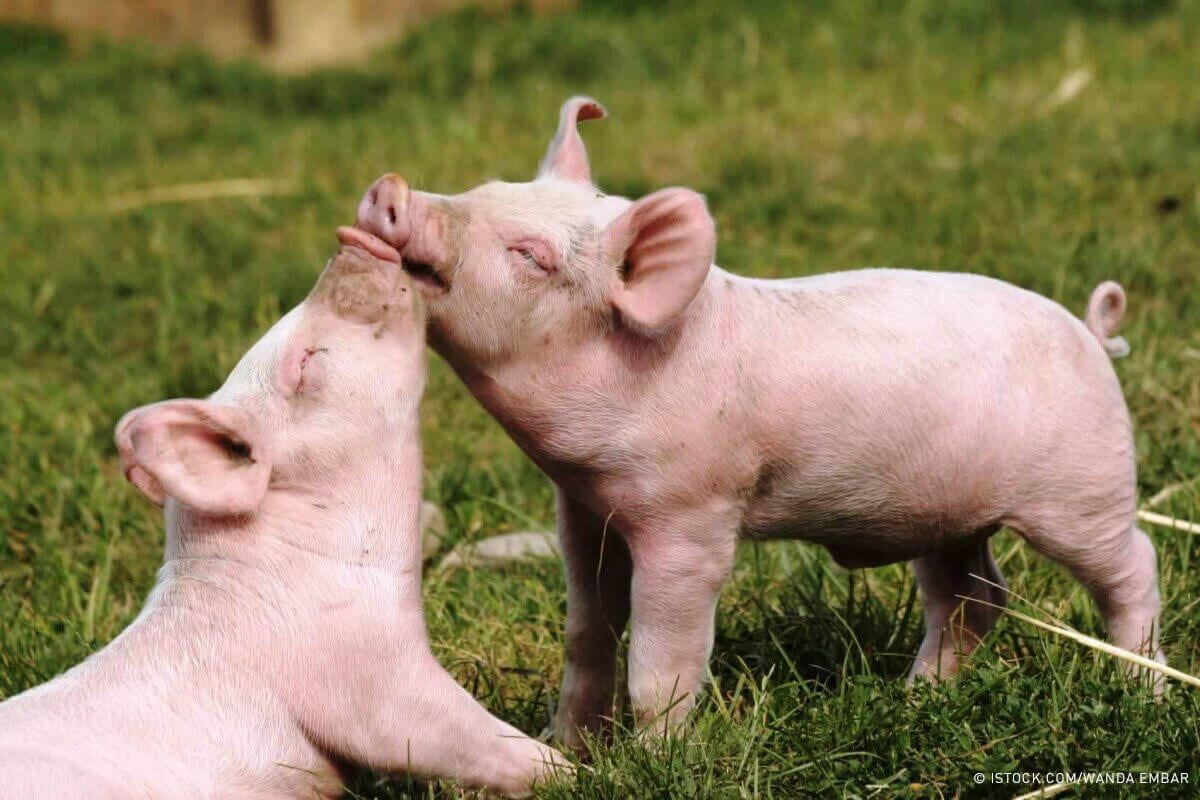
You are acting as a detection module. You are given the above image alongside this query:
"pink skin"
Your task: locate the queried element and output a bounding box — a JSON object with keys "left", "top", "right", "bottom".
{"left": 356, "top": 97, "right": 1164, "bottom": 747}
{"left": 0, "top": 234, "right": 564, "bottom": 799}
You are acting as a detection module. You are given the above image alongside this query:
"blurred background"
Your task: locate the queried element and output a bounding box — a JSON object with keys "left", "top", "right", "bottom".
{"left": 0, "top": 0, "right": 568, "bottom": 71}
{"left": 1, "top": 1, "right": 1198, "bottom": 796}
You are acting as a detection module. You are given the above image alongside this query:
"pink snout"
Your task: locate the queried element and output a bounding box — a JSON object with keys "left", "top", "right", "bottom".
{"left": 357, "top": 173, "right": 412, "bottom": 249}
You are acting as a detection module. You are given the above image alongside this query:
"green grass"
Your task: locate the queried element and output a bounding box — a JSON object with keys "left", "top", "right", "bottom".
{"left": 2, "top": 0, "right": 1199, "bottom": 796}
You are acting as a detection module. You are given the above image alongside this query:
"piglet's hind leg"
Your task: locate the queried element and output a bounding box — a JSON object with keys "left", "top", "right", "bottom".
{"left": 907, "top": 533, "right": 1006, "bottom": 683}
{"left": 1015, "top": 513, "right": 1164, "bottom": 692}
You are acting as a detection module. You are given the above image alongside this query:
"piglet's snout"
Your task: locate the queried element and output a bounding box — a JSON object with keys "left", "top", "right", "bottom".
{"left": 311, "top": 243, "right": 415, "bottom": 326}
{"left": 357, "top": 173, "right": 412, "bottom": 249}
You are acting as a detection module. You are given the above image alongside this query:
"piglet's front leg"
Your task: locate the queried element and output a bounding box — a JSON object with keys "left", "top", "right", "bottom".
{"left": 322, "top": 657, "right": 568, "bottom": 797}
{"left": 624, "top": 507, "right": 738, "bottom": 735}
{"left": 405, "top": 666, "right": 568, "bottom": 797}
{"left": 553, "top": 491, "right": 632, "bottom": 750}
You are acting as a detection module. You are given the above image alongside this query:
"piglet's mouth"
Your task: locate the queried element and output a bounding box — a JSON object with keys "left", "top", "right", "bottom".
{"left": 401, "top": 258, "right": 450, "bottom": 294}
{"left": 336, "top": 225, "right": 449, "bottom": 294}
{"left": 336, "top": 226, "right": 402, "bottom": 264}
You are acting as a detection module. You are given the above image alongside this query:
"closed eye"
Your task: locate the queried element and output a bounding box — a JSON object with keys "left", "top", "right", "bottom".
{"left": 508, "top": 243, "right": 555, "bottom": 274}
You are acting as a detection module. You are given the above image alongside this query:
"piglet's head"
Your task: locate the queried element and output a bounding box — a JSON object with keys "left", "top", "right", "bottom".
{"left": 115, "top": 233, "right": 425, "bottom": 517}
{"left": 355, "top": 96, "right": 717, "bottom": 368}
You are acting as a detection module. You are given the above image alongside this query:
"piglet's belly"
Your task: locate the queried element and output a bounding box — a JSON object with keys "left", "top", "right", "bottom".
{"left": 741, "top": 514, "right": 984, "bottom": 568}
{"left": 738, "top": 479, "right": 1004, "bottom": 568}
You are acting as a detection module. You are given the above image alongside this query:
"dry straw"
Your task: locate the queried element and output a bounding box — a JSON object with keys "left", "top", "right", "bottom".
{"left": 1137, "top": 509, "right": 1200, "bottom": 535}
{"left": 101, "top": 179, "right": 298, "bottom": 214}
{"left": 963, "top": 576, "right": 1200, "bottom": 689}
{"left": 1146, "top": 475, "right": 1200, "bottom": 508}
{"left": 1011, "top": 781, "right": 1074, "bottom": 800}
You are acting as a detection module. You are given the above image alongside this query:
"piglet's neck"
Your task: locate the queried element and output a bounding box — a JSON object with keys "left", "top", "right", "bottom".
{"left": 165, "top": 429, "right": 426, "bottom": 583}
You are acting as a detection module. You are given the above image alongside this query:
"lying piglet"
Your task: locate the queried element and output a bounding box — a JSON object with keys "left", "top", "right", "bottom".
{"left": 354, "top": 97, "right": 1164, "bottom": 747}
{"left": 0, "top": 230, "right": 563, "bottom": 799}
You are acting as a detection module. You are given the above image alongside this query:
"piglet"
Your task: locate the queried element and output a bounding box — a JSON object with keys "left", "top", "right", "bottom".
{"left": 0, "top": 229, "right": 564, "bottom": 798}
{"left": 355, "top": 97, "right": 1164, "bottom": 747}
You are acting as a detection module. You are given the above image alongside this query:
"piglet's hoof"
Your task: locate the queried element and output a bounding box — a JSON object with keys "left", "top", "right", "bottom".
{"left": 439, "top": 531, "right": 559, "bottom": 570}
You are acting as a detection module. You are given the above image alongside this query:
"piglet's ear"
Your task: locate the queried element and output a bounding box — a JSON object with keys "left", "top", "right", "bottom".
{"left": 603, "top": 188, "right": 716, "bottom": 334}
{"left": 115, "top": 407, "right": 166, "bottom": 507}
{"left": 536, "top": 96, "right": 606, "bottom": 184}
{"left": 115, "top": 399, "right": 270, "bottom": 516}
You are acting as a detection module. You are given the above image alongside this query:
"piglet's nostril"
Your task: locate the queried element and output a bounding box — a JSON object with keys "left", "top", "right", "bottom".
{"left": 357, "top": 174, "right": 411, "bottom": 247}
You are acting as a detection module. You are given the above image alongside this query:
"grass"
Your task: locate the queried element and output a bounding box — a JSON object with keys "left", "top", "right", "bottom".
{"left": 1, "top": 0, "right": 1199, "bottom": 796}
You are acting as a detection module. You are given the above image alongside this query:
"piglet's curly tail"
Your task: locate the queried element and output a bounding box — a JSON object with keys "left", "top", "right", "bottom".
{"left": 1085, "top": 280, "right": 1130, "bottom": 359}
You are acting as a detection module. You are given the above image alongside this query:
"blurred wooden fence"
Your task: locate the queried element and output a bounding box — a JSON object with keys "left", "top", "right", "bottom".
{"left": 0, "top": 0, "right": 569, "bottom": 70}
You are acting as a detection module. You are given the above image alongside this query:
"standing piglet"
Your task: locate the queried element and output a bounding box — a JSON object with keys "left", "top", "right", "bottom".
{"left": 0, "top": 231, "right": 563, "bottom": 799}
{"left": 354, "top": 97, "right": 1164, "bottom": 747}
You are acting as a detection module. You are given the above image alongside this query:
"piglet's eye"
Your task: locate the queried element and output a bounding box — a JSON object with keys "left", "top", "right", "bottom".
{"left": 508, "top": 244, "right": 553, "bottom": 275}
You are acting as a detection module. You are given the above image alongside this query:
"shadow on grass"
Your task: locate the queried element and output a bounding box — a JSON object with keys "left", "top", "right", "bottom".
{"left": 712, "top": 555, "right": 926, "bottom": 693}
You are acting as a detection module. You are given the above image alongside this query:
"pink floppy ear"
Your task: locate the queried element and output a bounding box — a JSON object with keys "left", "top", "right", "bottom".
{"left": 115, "top": 407, "right": 166, "bottom": 507}
{"left": 114, "top": 399, "right": 270, "bottom": 516}
{"left": 536, "top": 96, "right": 606, "bottom": 183}
{"left": 603, "top": 188, "right": 716, "bottom": 333}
